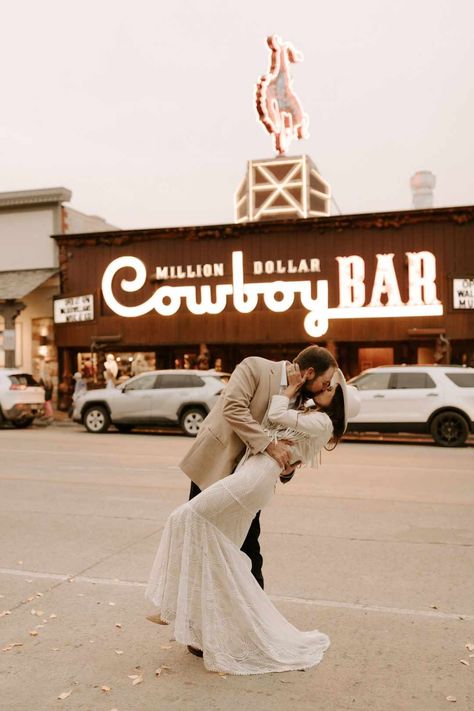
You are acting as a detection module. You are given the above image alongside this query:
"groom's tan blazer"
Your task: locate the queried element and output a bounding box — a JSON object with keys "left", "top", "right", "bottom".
{"left": 179, "top": 357, "right": 284, "bottom": 490}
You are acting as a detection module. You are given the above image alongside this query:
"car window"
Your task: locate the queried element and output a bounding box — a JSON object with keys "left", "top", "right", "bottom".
{"left": 445, "top": 373, "right": 474, "bottom": 388}
{"left": 352, "top": 372, "right": 392, "bottom": 390}
{"left": 8, "top": 374, "right": 40, "bottom": 387}
{"left": 157, "top": 374, "right": 204, "bottom": 389}
{"left": 124, "top": 374, "right": 158, "bottom": 391}
{"left": 392, "top": 372, "right": 436, "bottom": 389}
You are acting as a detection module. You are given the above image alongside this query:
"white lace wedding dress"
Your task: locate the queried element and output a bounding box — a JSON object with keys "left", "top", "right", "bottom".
{"left": 145, "top": 395, "right": 332, "bottom": 675}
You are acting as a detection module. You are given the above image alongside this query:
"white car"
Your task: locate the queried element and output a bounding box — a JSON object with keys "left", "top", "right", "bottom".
{"left": 0, "top": 369, "right": 45, "bottom": 428}
{"left": 73, "top": 369, "right": 230, "bottom": 436}
{"left": 347, "top": 365, "right": 474, "bottom": 447}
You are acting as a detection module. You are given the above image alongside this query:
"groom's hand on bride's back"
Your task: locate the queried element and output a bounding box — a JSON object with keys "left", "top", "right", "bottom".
{"left": 265, "top": 441, "right": 291, "bottom": 469}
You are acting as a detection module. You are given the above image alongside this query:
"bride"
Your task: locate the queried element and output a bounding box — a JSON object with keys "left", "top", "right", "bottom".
{"left": 145, "top": 365, "right": 359, "bottom": 675}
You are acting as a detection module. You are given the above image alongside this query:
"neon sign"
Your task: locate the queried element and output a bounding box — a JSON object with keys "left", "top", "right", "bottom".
{"left": 255, "top": 35, "right": 309, "bottom": 155}
{"left": 101, "top": 251, "right": 443, "bottom": 338}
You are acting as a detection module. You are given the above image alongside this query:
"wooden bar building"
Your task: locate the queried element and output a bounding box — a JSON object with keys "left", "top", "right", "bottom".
{"left": 53, "top": 205, "right": 474, "bottom": 381}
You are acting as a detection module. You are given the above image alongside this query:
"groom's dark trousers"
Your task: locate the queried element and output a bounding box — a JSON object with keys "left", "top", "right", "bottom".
{"left": 188, "top": 481, "right": 264, "bottom": 590}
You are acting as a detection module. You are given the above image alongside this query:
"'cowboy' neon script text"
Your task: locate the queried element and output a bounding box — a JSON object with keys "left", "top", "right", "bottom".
{"left": 101, "top": 251, "right": 443, "bottom": 337}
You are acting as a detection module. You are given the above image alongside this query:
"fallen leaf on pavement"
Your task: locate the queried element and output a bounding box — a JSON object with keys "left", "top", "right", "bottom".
{"left": 29, "top": 630, "right": 39, "bottom": 636}
{"left": 115, "top": 623, "right": 122, "bottom": 629}
{"left": 49, "top": 614, "right": 57, "bottom": 619}
{"left": 430, "top": 604, "right": 438, "bottom": 609}
{"left": 0, "top": 611, "right": 11, "bottom": 617}
{"left": 466, "top": 643, "right": 474, "bottom": 651}
{"left": 446, "top": 696, "right": 457, "bottom": 702}
{"left": 114, "top": 650, "right": 124, "bottom": 655}
{"left": 101, "top": 685, "right": 111, "bottom": 692}
{"left": 3, "top": 643, "right": 23, "bottom": 652}
{"left": 155, "top": 666, "right": 171, "bottom": 676}
{"left": 218, "top": 672, "right": 227, "bottom": 679}
{"left": 460, "top": 659, "right": 470, "bottom": 666}
{"left": 127, "top": 673, "right": 144, "bottom": 685}
{"left": 57, "top": 690, "right": 72, "bottom": 700}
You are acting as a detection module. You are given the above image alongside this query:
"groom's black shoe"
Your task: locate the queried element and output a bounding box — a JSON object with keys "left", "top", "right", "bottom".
{"left": 187, "top": 645, "right": 203, "bottom": 658}
{"left": 280, "top": 468, "right": 295, "bottom": 484}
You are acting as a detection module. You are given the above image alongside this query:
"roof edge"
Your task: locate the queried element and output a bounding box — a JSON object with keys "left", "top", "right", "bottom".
{"left": 51, "top": 204, "right": 474, "bottom": 243}
{"left": 0, "top": 187, "right": 72, "bottom": 209}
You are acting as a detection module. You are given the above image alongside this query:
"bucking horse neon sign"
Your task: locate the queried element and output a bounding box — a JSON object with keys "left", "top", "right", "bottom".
{"left": 255, "top": 35, "right": 309, "bottom": 155}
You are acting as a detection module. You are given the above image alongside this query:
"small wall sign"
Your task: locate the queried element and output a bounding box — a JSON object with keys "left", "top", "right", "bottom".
{"left": 452, "top": 278, "right": 474, "bottom": 309}
{"left": 54, "top": 294, "right": 94, "bottom": 323}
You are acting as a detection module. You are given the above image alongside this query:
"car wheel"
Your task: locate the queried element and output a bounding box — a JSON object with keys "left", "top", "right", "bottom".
{"left": 179, "top": 407, "right": 206, "bottom": 437}
{"left": 11, "top": 418, "right": 35, "bottom": 429}
{"left": 430, "top": 411, "right": 469, "bottom": 447}
{"left": 115, "top": 424, "right": 133, "bottom": 433}
{"left": 84, "top": 406, "right": 110, "bottom": 434}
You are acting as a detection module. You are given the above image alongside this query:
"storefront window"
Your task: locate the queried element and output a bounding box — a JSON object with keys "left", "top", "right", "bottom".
{"left": 76, "top": 351, "right": 156, "bottom": 385}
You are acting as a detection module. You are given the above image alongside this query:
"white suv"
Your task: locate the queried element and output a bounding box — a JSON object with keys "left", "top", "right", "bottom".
{"left": 348, "top": 366, "right": 474, "bottom": 447}
{"left": 0, "top": 369, "right": 45, "bottom": 428}
{"left": 73, "top": 369, "right": 229, "bottom": 436}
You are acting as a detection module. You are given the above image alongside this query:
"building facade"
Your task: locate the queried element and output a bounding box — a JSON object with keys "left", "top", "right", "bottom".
{"left": 52, "top": 205, "right": 474, "bottom": 383}
{"left": 0, "top": 187, "right": 118, "bottom": 388}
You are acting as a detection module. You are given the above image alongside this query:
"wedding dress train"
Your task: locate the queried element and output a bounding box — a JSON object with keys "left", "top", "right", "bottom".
{"left": 145, "top": 449, "right": 330, "bottom": 675}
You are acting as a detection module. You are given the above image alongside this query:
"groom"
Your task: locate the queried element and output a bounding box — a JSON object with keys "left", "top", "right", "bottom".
{"left": 180, "top": 345, "right": 337, "bottom": 590}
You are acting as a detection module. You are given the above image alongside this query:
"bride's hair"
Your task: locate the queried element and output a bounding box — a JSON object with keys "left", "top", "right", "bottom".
{"left": 300, "top": 384, "right": 345, "bottom": 449}
{"left": 321, "top": 385, "right": 345, "bottom": 448}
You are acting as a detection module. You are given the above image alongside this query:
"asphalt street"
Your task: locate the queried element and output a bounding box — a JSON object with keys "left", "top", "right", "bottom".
{"left": 0, "top": 424, "right": 473, "bottom": 711}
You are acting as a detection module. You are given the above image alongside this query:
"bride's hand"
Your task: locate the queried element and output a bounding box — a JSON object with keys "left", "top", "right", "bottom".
{"left": 283, "top": 363, "right": 305, "bottom": 397}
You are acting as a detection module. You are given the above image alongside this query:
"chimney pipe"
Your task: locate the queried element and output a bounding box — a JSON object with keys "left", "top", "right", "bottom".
{"left": 410, "top": 170, "right": 436, "bottom": 209}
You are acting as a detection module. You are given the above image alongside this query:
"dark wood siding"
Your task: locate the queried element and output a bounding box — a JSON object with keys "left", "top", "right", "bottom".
{"left": 54, "top": 207, "right": 474, "bottom": 348}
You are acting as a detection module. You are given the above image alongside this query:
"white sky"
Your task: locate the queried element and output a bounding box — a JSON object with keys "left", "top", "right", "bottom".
{"left": 1, "top": 0, "right": 473, "bottom": 229}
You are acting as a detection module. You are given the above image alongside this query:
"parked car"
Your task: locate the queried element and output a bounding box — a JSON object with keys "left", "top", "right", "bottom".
{"left": 73, "top": 369, "right": 230, "bottom": 436}
{"left": 0, "top": 369, "right": 45, "bottom": 428}
{"left": 347, "top": 365, "right": 474, "bottom": 446}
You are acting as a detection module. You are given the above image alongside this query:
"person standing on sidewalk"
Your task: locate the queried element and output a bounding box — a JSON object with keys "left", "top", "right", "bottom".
{"left": 39, "top": 357, "right": 54, "bottom": 421}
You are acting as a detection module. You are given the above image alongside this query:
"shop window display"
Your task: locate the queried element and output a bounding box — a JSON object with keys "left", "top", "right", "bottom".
{"left": 76, "top": 351, "right": 156, "bottom": 386}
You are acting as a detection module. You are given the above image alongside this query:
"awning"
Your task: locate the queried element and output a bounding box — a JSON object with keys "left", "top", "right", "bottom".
{"left": 0, "top": 269, "right": 59, "bottom": 300}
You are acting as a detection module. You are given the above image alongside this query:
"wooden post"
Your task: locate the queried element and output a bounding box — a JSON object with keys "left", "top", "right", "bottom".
{"left": 0, "top": 300, "right": 26, "bottom": 368}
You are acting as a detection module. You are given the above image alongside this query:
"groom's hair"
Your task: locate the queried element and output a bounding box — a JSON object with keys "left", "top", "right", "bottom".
{"left": 293, "top": 345, "right": 337, "bottom": 375}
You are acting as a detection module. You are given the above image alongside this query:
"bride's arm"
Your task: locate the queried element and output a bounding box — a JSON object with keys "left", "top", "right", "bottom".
{"left": 268, "top": 395, "right": 332, "bottom": 436}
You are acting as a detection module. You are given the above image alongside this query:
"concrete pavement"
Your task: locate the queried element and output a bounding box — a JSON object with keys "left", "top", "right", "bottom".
{"left": 0, "top": 426, "right": 473, "bottom": 710}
